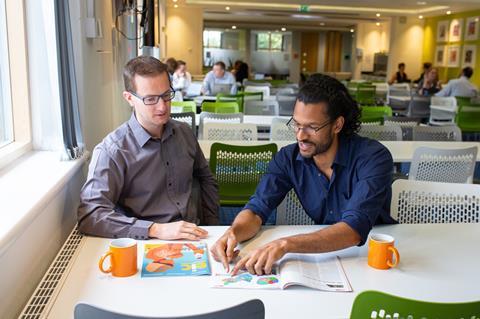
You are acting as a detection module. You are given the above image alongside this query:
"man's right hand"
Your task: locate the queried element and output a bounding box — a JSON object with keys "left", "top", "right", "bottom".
{"left": 148, "top": 221, "right": 208, "bottom": 240}
{"left": 211, "top": 229, "right": 240, "bottom": 272}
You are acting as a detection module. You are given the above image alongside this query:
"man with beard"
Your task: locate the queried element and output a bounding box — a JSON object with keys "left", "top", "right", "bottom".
{"left": 211, "top": 74, "right": 395, "bottom": 275}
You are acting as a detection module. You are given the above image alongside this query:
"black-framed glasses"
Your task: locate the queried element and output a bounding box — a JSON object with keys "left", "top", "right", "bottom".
{"left": 129, "top": 87, "right": 176, "bottom": 105}
{"left": 286, "top": 117, "right": 332, "bottom": 135}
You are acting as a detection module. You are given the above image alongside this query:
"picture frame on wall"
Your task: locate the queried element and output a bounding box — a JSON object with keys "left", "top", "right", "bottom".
{"left": 462, "top": 45, "right": 477, "bottom": 68}
{"left": 437, "top": 20, "right": 449, "bottom": 42}
{"left": 465, "top": 17, "right": 479, "bottom": 41}
{"left": 449, "top": 19, "right": 463, "bottom": 42}
{"left": 447, "top": 45, "right": 461, "bottom": 67}
{"left": 435, "top": 46, "right": 446, "bottom": 67}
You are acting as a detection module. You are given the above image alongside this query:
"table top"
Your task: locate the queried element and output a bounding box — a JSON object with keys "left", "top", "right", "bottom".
{"left": 46, "top": 224, "right": 480, "bottom": 319}
{"left": 198, "top": 140, "right": 480, "bottom": 162}
{"left": 195, "top": 115, "right": 290, "bottom": 127}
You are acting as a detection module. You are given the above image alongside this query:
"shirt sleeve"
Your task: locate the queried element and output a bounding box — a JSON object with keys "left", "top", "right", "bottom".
{"left": 244, "top": 149, "right": 293, "bottom": 223}
{"left": 435, "top": 81, "right": 452, "bottom": 97}
{"left": 229, "top": 73, "right": 238, "bottom": 94}
{"left": 77, "top": 145, "right": 153, "bottom": 239}
{"left": 340, "top": 143, "right": 393, "bottom": 245}
{"left": 192, "top": 138, "right": 220, "bottom": 225}
{"left": 202, "top": 73, "right": 212, "bottom": 95}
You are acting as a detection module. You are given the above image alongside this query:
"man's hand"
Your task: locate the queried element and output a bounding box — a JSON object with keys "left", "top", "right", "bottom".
{"left": 210, "top": 229, "right": 240, "bottom": 272}
{"left": 231, "top": 238, "right": 289, "bottom": 276}
{"left": 148, "top": 221, "right": 208, "bottom": 240}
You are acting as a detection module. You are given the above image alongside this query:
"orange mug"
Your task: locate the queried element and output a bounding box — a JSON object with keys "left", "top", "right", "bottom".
{"left": 99, "top": 238, "right": 138, "bottom": 277}
{"left": 368, "top": 233, "right": 400, "bottom": 270}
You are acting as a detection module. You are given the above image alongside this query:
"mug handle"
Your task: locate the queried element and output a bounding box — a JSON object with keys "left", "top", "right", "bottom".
{"left": 387, "top": 246, "right": 400, "bottom": 268}
{"left": 99, "top": 252, "right": 113, "bottom": 273}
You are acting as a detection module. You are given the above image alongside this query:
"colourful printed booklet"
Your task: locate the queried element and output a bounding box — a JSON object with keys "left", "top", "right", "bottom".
{"left": 141, "top": 242, "right": 211, "bottom": 277}
{"left": 211, "top": 254, "right": 352, "bottom": 292}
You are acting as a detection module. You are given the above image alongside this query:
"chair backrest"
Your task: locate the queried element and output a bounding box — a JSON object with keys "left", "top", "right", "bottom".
{"left": 360, "top": 106, "right": 393, "bottom": 123}
{"left": 390, "top": 179, "right": 480, "bottom": 223}
{"left": 244, "top": 100, "right": 279, "bottom": 116}
{"left": 276, "top": 189, "right": 315, "bottom": 225}
{"left": 203, "top": 123, "right": 258, "bottom": 141}
{"left": 201, "top": 101, "right": 239, "bottom": 114}
{"left": 198, "top": 112, "right": 243, "bottom": 139}
{"left": 430, "top": 96, "right": 457, "bottom": 109}
{"left": 412, "top": 125, "right": 462, "bottom": 141}
{"left": 359, "top": 125, "right": 402, "bottom": 141}
{"left": 455, "top": 96, "right": 473, "bottom": 108}
{"left": 74, "top": 299, "right": 265, "bottom": 319}
{"left": 170, "top": 112, "right": 196, "bottom": 133}
{"left": 276, "top": 93, "right": 297, "bottom": 116}
{"left": 209, "top": 143, "right": 277, "bottom": 204}
{"left": 383, "top": 116, "right": 421, "bottom": 140}
{"left": 409, "top": 146, "right": 478, "bottom": 183}
{"left": 244, "top": 85, "right": 269, "bottom": 98}
{"left": 456, "top": 105, "right": 480, "bottom": 132}
{"left": 216, "top": 94, "right": 244, "bottom": 112}
{"left": 244, "top": 80, "right": 271, "bottom": 87}
{"left": 271, "top": 87, "right": 295, "bottom": 96}
{"left": 408, "top": 95, "right": 431, "bottom": 118}
{"left": 171, "top": 101, "right": 196, "bottom": 113}
{"left": 270, "top": 117, "right": 296, "bottom": 141}
{"left": 350, "top": 290, "right": 480, "bottom": 319}
{"left": 355, "top": 85, "right": 376, "bottom": 105}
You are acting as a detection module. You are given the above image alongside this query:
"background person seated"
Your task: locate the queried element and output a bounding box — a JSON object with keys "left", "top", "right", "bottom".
{"left": 172, "top": 60, "right": 192, "bottom": 94}
{"left": 418, "top": 68, "right": 441, "bottom": 96}
{"left": 201, "top": 61, "right": 237, "bottom": 95}
{"left": 388, "top": 62, "right": 410, "bottom": 85}
{"left": 435, "top": 67, "right": 478, "bottom": 98}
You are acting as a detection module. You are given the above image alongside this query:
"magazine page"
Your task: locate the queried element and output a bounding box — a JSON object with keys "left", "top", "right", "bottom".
{"left": 141, "top": 242, "right": 211, "bottom": 277}
{"left": 210, "top": 266, "right": 283, "bottom": 290}
{"left": 279, "top": 254, "right": 352, "bottom": 292}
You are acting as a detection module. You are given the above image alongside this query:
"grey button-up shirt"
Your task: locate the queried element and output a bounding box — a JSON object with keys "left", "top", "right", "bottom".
{"left": 78, "top": 113, "right": 219, "bottom": 239}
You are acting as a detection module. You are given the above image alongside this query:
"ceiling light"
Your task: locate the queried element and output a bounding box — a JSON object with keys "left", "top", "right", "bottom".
{"left": 281, "top": 27, "right": 286, "bottom": 31}
{"left": 476, "top": 18, "right": 479, "bottom": 22}
{"left": 376, "top": 22, "right": 380, "bottom": 26}
{"left": 417, "top": 1, "right": 427, "bottom": 4}
{"left": 225, "top": 6, "right": 230, "bottom": 10}
{"left": 174, "top": 4, "right": 178, "bottom": 8}
{"left": 446, "top": 10, "right": 451, "bottom": 15}
{"left": 320, "top": 22, "right": 325, "bottom": 26}
{"left": 419, "top": 15, "right": 423, "bottom": 19}
{"left": 172, "top": 0, "right": 178, "bottom": 2}
{"left": 231, "top": 25, "right": 237, "bottom": 29}
{"left": 350, "top": 29, "right": 354, "bottom": 33}
{"left": 376, "top": 13, "right": 381, "bottom": 17}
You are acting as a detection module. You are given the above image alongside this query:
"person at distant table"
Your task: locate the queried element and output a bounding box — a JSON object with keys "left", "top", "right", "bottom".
{"left": 172, "top": 60, "right": 192, "bottom": 93}
{"left": 211, "top": 74, "right": 396, "bottom": 275}
{"left": 414, "top": 62, "right": 432, "bottom": 84}
{"left": 435, "top": 67, "right": 478, "bottom": 98}
{"left": 78, "top": 56, "right": 219, "bottom": 240}
{"left": 418, "top": 68, "right": 442, "bottom": 96}
{"left": 388, "top": 62, "right": 410, "bottom": 85}
{"left": 201, "top": 61, "right": 237, "bottom": 95}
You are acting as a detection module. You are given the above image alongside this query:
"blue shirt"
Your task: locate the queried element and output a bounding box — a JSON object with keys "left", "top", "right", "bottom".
{"left": 202, "top": 70, "right": 237, "bottom": 95}
{"left": 244, "top": 134, "right": 396, "bottom": 245}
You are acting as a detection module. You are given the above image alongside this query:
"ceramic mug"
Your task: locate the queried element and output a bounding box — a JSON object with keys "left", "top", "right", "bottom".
{"left": 368, "top": 233, "right": 400, "bottom": 270}
{"left": 99, "top": 238, "right": 138, "bottom": 277}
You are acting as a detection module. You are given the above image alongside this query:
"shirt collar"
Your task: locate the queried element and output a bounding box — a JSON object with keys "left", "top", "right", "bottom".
{"left": 128, "top": 113, "right": 175, "bottom": 147}
{"left": 294, "top": 134, "right": 350, "bottom": 168}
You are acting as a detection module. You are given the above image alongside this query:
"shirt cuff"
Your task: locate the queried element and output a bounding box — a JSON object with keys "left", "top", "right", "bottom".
{"left": 244, "top": 200, "right": 271, "bottom": 224}
{"left": 128, "top": 219, "right": 153, "bottom": 240}
{"left": 341, "top": 211, "right": 372, "bottom": 246}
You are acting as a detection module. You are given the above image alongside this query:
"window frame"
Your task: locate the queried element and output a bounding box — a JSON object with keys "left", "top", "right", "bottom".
{"left": 0, "top": 0, "right": 13, "bottom": 148}
{"left": 255, "top": 32, "right": 284, "bottom": 52}
{"left": 203, "top": 30, "right": 222, "bottom": 49}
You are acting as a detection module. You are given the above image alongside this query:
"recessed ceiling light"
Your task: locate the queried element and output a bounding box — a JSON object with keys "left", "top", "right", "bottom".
{"left": 376, "top": 22, "right": 380, "bottom": 26}
{"left": 419, "top": 15, "right": 423, "bottom": 19}
{"left": 446, "top": 10, "right": 451, "bottom": 15}
{"left": 320, "top": 22, "right": 325, "bottom": 26}
{"left": 174, "top": 4, "right": 178, "bottom": 8}
{"left": 281, "top": 27, "right": 286, "bottom": 31}
{"left": 417, "top": 1, "right": 427, "bottom": 4}
{"left": 376, "top": 13, "right": 381, "bottom": 17}
{"left": 476, "top": 18, "right": 479, "bottom": 22}
{"left": 231, "top": 25, "right": 237, "bottom": 29}
{"left": 172, "top": 0, "right": 178, "bottom": 2}
{"left": 350, "top": 29, "right": 354, "bottom": 33}
{"left": 225, "top": 6, "right": 230, "bottom": 10}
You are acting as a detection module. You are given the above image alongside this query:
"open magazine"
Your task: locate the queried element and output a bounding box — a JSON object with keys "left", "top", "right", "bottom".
{"left": 211, "top": 254, "right": 352, "bottom": 292}
{"left": 141, "top": 242, "right": 211, "bottom": 277}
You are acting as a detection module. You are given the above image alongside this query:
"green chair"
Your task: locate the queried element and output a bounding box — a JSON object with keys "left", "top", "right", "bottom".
{"left": 216, "top": 93, "right": 244, "bottom": 112}
{"left": 355, "top": 84, "right": 376, "bottom": 105}
{"left": 456, "top": 105, "right": 480, "bottom": 132}
{"left": 360, "top": 106, "right": 392, "bottom": 124}
{"left": 171, "top": 101, "right": 196, "bottom": 113}
{"left": 202, "top": 101, "right": 239, "bottom": 113}
{"left": 242, "top": 91, "right": 263, "bottom": 103}
{"left": 209, "top": 143, "right": 278, "bottom": 206}
{"left": 455, "top": 96, "right": 472, "bottom": 108}
{"left": 350, "top": 290, "right": 480, "bottom": 319}
{"left": 267, "top": 79, "right": 288, "bottom": 87}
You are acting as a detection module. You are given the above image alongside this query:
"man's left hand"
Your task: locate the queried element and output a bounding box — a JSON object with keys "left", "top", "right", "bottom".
{"left": 231, "top": 238, "right": 289, "bottom": 276}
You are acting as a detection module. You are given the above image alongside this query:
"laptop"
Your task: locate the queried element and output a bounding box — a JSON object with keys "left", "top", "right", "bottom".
{"left": 211, "top": 83, "right": 232, "bottom": 95}
{"left": 184, "top": 82, "right": 202, "bottom": 98}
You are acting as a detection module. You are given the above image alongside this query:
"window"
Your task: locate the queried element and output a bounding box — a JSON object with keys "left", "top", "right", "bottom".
{"left": 256, "top": 32, "right": 284, "bottom": 51}
{"left": 203, "top": 30, "right": 222, "bottom": 48}
{"left": 0, "top": 0, "right": 13, "bottom": 149}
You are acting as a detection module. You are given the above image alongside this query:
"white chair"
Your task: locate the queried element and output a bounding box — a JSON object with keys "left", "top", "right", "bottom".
{"left": 244, "top": 85, "right": 270, "bottom": 98}
{"left": 412, "top": 125, "right": 462, "bottom": 141}
{"left": 170, "top": 112, "right": 195, "bottom": 134}
{"left": 407, "top": 95, "right": 431, "bottom": 119}
{"left": 383, "top": 116, "right": 421, "bottom": 140}
{"left": 74, "top": 299, "right": 265, "bottom": 319}
{"left": 276, "top": 189, "right": 315, "bottom": 225}
{"left": 203, "top": 123, "right": 258, "bottom": 141}
{"left": 276, "top": 93, "right": 297, "bottom": 116}
{"left": 270, "top": 87, "right": 295, "bottom": 96}
{"left": 244, "top": 100, "right": 279, "bottom": 116}
{"left": 270, "top": 117, "right": 296, "bottom": 141}
{"left": 409, "top": 146, "right": 478, "bottom": 183}
{"left": 429, "top": 96, "right": 458, "bottom": 126}
{"left": 198, "top": 112, "right": 243, "bottom": 139}
{"left": 387, "top": 84, "right": 411, "bottom": 115}
{"left": 358, "top": 125, "right": 403, "bottom": 141}
{"left": 391, "top": 179, "right": 480, "bottom": 223}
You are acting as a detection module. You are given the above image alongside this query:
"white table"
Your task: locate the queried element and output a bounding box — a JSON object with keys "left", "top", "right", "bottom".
{"left": 195, "top": 115, "right": 291, "bottom": 128}
{"left": 45, "top": 224, "right": 480, "bottom": 318}
{"left": 199, "top": 140, "right": 480, "bottom": 162}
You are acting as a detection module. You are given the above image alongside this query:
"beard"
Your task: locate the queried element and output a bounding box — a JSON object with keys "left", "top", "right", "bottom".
{"left": 297, "top": 132, "right": 334, "bottom": 158}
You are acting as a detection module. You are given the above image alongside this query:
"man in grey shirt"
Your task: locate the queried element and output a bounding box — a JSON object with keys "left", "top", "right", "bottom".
{"left": 78, "top": 56, "right": 219, "bottom": 240}
{"left": 435, "top": 67, "right": 478, "bottom": 98}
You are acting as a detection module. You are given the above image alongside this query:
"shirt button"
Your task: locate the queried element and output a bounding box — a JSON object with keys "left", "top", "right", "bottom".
{"left": 329, "top": 210, "right": 333, "bottom": 215}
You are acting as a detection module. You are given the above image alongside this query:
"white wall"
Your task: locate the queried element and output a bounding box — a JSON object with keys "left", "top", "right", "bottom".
{"left": 387, "top": 16, "right": 424, "bottom": 82}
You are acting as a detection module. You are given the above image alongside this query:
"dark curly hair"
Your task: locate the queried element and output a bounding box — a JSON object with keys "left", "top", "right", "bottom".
{"left": 297, "top": 73, "right": 361, "bottom": 137}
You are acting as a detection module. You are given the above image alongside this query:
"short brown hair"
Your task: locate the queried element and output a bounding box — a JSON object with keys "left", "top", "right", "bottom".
{"left": 214, "top": 61, "right": 226, "bottom": 70}
{"left": 123, "top": 56, "right": 168, "bottom": 92}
